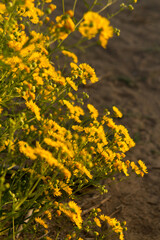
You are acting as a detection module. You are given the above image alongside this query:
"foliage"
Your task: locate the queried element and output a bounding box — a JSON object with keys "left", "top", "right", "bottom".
{"left": 0, "top": 0, "right": 146, "bottom": 239}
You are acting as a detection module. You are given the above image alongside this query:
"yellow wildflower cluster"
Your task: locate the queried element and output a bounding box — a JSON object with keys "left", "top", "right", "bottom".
{"left": 100, "top": 214, "right": 125, "bottom": 240}
{"left": 19, "top": 1, "right": 44, "bottom": 24}
{"left": 131, "top": 160, "right": 148, "bottom": 177}
{"left": 51, "top": 10, "right": 75, "bottom": 40}
{"left": 62, "top": 50, "right": 78, "bottom": 63}
{"left": 79, "top": 11, "right": 113, "bottom": 48}
{"left": 59, "top": 201, "right": 83, "bottom": 229}
{"left": 70, "top": 62, "right": 98, "bottom": 84}
{"left": 0, "top": 3, "right": 6, "bottom": 21}
{"left": 25, "top": 100, "right": 41, "bottom": 121}
{"left": 63, "top": 100, "right": 84, "bottom": 123}
{"left": 87, "top": 104, "right": 99, "bottom": 119}
{"left": 44, "top": 210, "right": 52, "bottom": 220}
{"left": 35, "top": 217, "right": 48, "bottom": 229}
{"left": 113, "top": 106, "right": 123, "bottom": 118}
{"left": 19, "top": 141, "right": 37, "bottom": 160}
{"left": 0, "top": 1, "right": 146, "bottom": 239}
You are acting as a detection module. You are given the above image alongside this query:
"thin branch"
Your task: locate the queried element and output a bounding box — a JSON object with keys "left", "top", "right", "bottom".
{"left": 73, "top": 0, "right": 78, "bottom": 13}
{"left": 109, "top": 204, "right": 123, "bottom": 217}
{"left": 62, "top": 0, "right": 65, "bottom": 14}
{"left": 82, "top": 195, "right": 111, "bottom": 216}
{"left": 97, "top": 0, "right": 118, "bottom": 14}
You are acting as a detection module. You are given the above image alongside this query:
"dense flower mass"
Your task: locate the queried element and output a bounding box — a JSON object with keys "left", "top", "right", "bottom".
{"left": 79, "top": 11, "right": 113, "bottom": 48}
{"left": 0, "top": 0, "right": 145, "bottom": 239}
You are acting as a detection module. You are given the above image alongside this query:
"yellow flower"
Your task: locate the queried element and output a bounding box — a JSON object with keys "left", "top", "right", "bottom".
{"left": 0, "top": 4, "right": 6, "bottom": 14}
{"left": 0, "top": 107, "right": 3, "bottom": 114}
{"left": 79, "top": 12, "right": 101, "bottom": 39}
{"left": 19, "top": 1, "right": 44, "bottom": 24}
{"left": 25, "top": 100, "right": 41, "bottom": 121}
{"left": 60, "top": 181, "right": 72, "bottom": 195}
{"left": 68, "top": 92, "right": 76, "bottom": 100}
{"left": 59, "top": 201, "right": 82, "bottom": 229}
{"left": 100, "top": 215, "right": 124, "bottom": 240}
{"left": 66, "top": 234, "right": 72, "bottom": 240}
{"left": 53, "top": 187, "right": 62, "bottom": 197}
{"left": 87, "top": 104, "right": 99, "bottom": 119}
{"left": 35, "top": 217, "right": 48, "bottom": 229}
{"left": 20, "top": 43, "right": 35, "bottom": 58}
{"left": 75, "top": 162, "right": 93, "bottom": 179}
{"left": 97, "top": 208, "right": 101, "bottom": 212}
{"left": 44, "top": 210, "right": 52, "bottom": 220}
{"left": 72, "top": 125, "right": 83, "bottom": 132}
{"left": 19, "top": 141, "right": 37, "bottom": 160}
{"left": 138, "top": 160, "right": 148, "bottom": 174}
{"left": 8, "top": 29, "right": 29, "bottom": 51}
{"left": 66, "top": 77, "right": 78, "bottom": 91}
{"left": 113, "top": 106, "right": 123, "bottom": 118}
{"left": 52, "top": 13, "right": 75, "bottom": 40}
{"left": 46, "top": 237, "right": 53, "bottom": 240}
{"left": 63, "top": 100, "right": 84, "bottom": 123}
{"left": 66, "top": 10, "right": 74, "bottom": 18}
{"left": 99, "top": 23, "right": 113, "bottom": 48}
{"left": 103, "top": 116, "right": 117, "bottom": 129}
{"left": 62, "top": 50, "right": 78, "bottom": 63}
{"left": 79, "top": 63, "right": 98, "bottom": 84}
{"left": 64, "top": 17, "right": 75, "bottom": 31}
{"left": 130, "top": 162, "right": 141, "bottom": 175}
{"left": 49, "top": 4, "right": 57, "bottom": 12}
{"left": 44, "top": 137, "right": 74, "bottom": 158}
{"left": 94, "top": 217, "right": 101, "bottom": 227}
{"left": 79, "top": 11, "right": 113, "bottom": 48}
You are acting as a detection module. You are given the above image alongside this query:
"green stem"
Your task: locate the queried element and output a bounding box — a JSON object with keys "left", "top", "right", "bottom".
{"left": 97, "top": 0, "right": 118, "bottom": 14}
{"left": 2, "top": 0, "right": 17, "bottom": 38}
{"left": 90, "top": 0, "right": 98, "bottom": 11}
{"left": 108, "top": 7, "right": 124, "bottom": 19}
{"left": 73, "top": 0, "right": 78, "bottom": 13}
{"left": 0, "top": 71, "right": 9, "bottom": 82}
{"left": 14, "top": 178, "right": 41, "bottom": 211}
{"left": 62, "top": 0, "right": 65, "bottom": 14}
{"left": 13, "top": 216, "right": 15, "bottom": 240}
{"left": 55, "top": 232, "right": 60, "bottom": 240}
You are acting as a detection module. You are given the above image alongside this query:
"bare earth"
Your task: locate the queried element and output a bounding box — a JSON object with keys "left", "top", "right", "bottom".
{"left": 77, "top": 0, "right": 160, "bottom": 239}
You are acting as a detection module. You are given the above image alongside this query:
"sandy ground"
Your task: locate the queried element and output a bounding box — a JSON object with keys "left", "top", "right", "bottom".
{"left": 75, "top": 0, "right": 160, "bottom": 239}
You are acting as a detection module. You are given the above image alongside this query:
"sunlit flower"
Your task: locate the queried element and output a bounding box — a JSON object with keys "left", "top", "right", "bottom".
{"left": 138, "top": 160, "right": 148, "bottom": 174}
{"left": 19, "top": 141, "right": 37, "bottom": 160}
{"left": 94, "top": 217, "right": 101, "bottom": 227}
{"left": 35, "top": 217, "right": 48, "bottom": 229}
{"left": 113, "top": 106, "right": 123, "bottom": 118}
{"left": 25, "top": 100, "right": 41, "bottom": 121}
{"left": 87, "top": 104, "right": 99, "bottom": 119}
{"left": 79, "top": 11, "right": 113, "bottom": 48}
{"left": 62, "top": 50, "right": 78, "bottom": 63}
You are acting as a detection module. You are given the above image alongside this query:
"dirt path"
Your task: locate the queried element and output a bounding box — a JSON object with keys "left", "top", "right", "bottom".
{"left": 79, "top": 0, "right": 160, "bottom": 239}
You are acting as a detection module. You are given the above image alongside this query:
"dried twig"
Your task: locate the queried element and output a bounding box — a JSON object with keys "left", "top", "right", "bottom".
{"left": 80, "top": 194, "right": 99, "bottom": 208}
{"left": 109, "top": 204, "right": 123, "bottom": 217}
{"left": 16, "top": 209, "right": 34, "bottom": 239}
{"left": 82, "top": 195, "right": 111, "bottom": 216}
{"left": 37, "top": 231, "right": 50, "bottom": 240}
{"left": 151, "top": 166, "right": 160, "bottom": 170}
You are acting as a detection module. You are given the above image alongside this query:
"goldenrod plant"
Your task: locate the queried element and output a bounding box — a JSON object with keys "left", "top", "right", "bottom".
{"left": 0, "top": 0, "right": 147, "bottom": 239}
